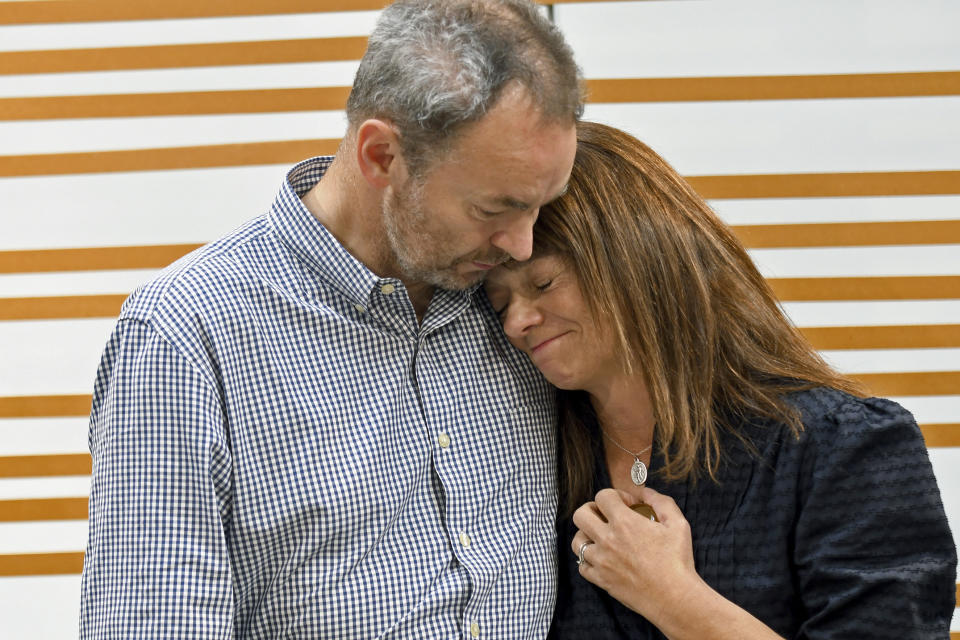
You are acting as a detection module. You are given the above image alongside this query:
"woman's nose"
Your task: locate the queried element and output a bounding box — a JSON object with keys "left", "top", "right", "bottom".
{"left": 502, "top": 299, "right": 543, "bottom": 341}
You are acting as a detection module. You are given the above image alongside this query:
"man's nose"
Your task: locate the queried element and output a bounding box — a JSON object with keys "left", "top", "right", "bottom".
{"left": 490, "top": 211, "right": 536, "bottom": 262}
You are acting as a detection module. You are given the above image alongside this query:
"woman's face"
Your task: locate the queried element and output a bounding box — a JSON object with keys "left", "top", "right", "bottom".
{"left": 485, "top": 255, "right": 620, "bottom": 393}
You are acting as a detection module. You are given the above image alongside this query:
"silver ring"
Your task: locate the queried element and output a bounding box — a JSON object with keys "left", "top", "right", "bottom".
{"left": 577, "top": 541, "right": 592, "bottom": 567}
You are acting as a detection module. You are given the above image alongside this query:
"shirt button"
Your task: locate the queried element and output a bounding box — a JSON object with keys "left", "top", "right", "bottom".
{"left": 353, "top": 303, "right": 366, "bottom": 313}
{"left": 380, "top": 283, "right": 396, "bottom": 294}
{"left": 470, "top": 622, "right": 480, "bottom": 638}
{"left": 459, "top": 531, "right": 471, "bottom": 547}
{"left": 438, "top": 433, "right": 451, "bottom": 448}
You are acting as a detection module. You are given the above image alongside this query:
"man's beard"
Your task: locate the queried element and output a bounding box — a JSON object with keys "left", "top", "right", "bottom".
{"left": 382, "top": 177, "right": 495, "bottom": 290}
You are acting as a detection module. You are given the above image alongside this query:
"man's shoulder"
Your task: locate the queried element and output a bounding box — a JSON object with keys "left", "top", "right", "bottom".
{"left": 120, "top": 215, "right": 277, "bottom": 324}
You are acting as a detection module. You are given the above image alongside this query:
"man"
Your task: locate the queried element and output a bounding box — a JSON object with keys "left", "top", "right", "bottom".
{"left": 80, "top": 0, "right": 582, "bottom": 637}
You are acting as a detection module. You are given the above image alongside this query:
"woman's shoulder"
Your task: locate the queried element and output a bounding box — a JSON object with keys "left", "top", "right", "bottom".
{"left": 773, "top": 387, "right": 932, "bottom": 490}
{"left": 785, "top": 386, "right": 920, "bottom": 443}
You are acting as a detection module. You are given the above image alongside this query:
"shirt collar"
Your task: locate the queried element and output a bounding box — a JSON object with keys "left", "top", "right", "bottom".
{"left": 268, "top": 156, "right": 480, "bottom": 315}
{"left": 268, "top": 156, "right": 384, "bottom": 307}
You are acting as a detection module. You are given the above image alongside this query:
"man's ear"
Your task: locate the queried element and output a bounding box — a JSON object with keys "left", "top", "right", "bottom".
{"left": 354, "top": 119, "right": 406, "bottom": 189}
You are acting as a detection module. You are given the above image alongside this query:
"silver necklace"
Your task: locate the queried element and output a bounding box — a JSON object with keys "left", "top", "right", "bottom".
{"left": 601, "top": 429, "right": 652, "bottom": 486}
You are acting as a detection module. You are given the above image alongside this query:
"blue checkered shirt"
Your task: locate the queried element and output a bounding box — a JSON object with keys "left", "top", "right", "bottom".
{"left": 81, "top": 157, "right": 558, "bottom": 639}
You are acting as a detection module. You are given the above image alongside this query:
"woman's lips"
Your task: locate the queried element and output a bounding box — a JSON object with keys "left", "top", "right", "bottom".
{"left": 531, "top": 331, "right": 571, "bottom": 354}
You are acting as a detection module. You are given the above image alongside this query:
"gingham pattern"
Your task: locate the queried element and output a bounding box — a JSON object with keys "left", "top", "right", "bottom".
{"left": 80, "top": 157, "right": 558, "bottom": 639}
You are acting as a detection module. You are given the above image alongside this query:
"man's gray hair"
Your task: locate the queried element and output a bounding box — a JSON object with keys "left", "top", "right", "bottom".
{"left": 346, "top": 0, "right": 584, "bottom": 176}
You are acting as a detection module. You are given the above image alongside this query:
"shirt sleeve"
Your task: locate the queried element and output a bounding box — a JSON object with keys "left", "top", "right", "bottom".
{"left": 80, "top": 318, "right": 235, "bottom": 639}
{"left": 793, "top": 394, "right": 956, "bottom": 639}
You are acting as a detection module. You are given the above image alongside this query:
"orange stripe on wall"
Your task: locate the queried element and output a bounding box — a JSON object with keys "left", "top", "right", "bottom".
{"left": 920, "top": 424, "right": 960, "bottom": 448}
{"left": 853, "top": 371, "right": 960, "bottom": 397}
{"left": 687, "top": 170, "right": 960, "bottom": 199}
{"left": 0, "top": 295, "right": 126, "bottom": 320}
{"left": 0, "top": 37, "right": 369, "bottom": 75}
{"left": 6, "top": 74, "right": 960, "bottom": 120}
{"left": 0, "top": 87, "right": 353, "bottom": 120}
{"left": 831, "top": 324, "right": 960, "bottom": 350}
{"left": 768, "top": 276, "right": 960, "bottom": 301}
{"left": 0, "top": 0, "right": 389, "bottom": 24}
{"left": 0, "top": 552, "right": 84, "bottom": 577}
{"left": 0, "top": 139, "right": 340, "bottom": 177}
{"left": 0, "top": 454, "right": 92, "bottom": 478}
{"left": 731, "top": 220, "right": 960, "bottom": 248}
{"left": 0, "top": 498, "right": 88, "bottom": 522}
{"left": 587, "top": 72, "right": 960, "bottom": 102}
{"left": 0, "top": 0, "right": 618, "bottom": 25}
{"left": 0, "top": 395, "right": 91, "bottom": 418}
{"left": 0, "top": 244, "right": 203, "bottom": 274}
{"left": 800, "top": 325, "right": 960, "bottom": 350}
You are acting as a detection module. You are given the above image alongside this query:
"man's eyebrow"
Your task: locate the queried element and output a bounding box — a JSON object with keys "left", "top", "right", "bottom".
{"left": 490, "top": 195, "right": 531, "bottom": 211}
{"left": 489, "top": 183, "right": 569, "bottom": 212}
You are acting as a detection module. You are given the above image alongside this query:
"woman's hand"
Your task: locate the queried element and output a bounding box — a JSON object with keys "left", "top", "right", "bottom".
{"left": 571, "top": 486, "right": 702, "bottom": 626}
{"left": 572, "top": 487, "right": 784, "bottom": 640}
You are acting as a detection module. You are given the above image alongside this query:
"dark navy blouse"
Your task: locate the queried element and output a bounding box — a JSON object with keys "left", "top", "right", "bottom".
{"left": 549, "top": 387, "right": 956, "bottom": 639}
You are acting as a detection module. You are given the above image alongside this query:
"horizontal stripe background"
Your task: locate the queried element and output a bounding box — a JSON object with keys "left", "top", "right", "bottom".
{"left": 0, "top": 0, "right": 958, "bottom": 636}
{"left": 3, "top": 74, "right": 958, "bottom": 120}
{"left": 0, "top": 0, "right": 616, "bottom": 26}
{"left": 4, "top": 97, "right": 957, "bottom": 169}
{"left": 3, "top": 219, "right": 959, "bottom": 271}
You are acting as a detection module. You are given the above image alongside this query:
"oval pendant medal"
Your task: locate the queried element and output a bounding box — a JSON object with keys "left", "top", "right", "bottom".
{"left": 630, "top": 457, "right": 647, "bottom": 486}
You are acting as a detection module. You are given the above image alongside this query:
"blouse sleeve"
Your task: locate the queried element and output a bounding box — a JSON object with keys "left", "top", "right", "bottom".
{"left": 792, "top": 392, "right": 956, "bottom": 639}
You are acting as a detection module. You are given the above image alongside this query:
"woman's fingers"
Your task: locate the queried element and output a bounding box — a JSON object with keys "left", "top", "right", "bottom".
{"left": 571, "top": 528, "right": 591, "bottom": 554}
{"left": 637, "top": 486, "right": 683, "bottom": 524}
{"left": 571, "top": 499, "right": 607, "bottom": 541}
{"left": 594, "top": 487, "right": 635, "bottom": 522}
{"left": 567, "top": 488, "right": 701, "bottom": 621}
{"left": 571, "top": 530, "right": 594, "bottom": 565}
{"left": 571, "top": 488, "right": 686, "bottom": 564}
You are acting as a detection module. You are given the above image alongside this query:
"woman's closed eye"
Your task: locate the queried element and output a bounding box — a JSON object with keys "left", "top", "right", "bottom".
{"left": 486, "top": 294, "right": 509, "bottom": 319}
{"left": 491, "top": 280, "right": 552, "bottom": 318}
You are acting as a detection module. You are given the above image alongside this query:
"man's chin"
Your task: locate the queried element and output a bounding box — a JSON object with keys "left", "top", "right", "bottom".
{"left": 424, "top": 265, "right": 488, "bottom": 291}
{"left": 432, "top": 272, "right": 486, "bottom": 291}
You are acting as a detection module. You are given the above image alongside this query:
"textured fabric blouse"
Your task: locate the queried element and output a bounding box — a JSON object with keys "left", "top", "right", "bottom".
{"left": 81, "top": 157, "right": 558, "bottom": 639}
{"left": 550, "top": 387, "right": 956, "bottom": 639}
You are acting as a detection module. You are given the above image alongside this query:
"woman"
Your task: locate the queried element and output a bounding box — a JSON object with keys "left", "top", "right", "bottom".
{"left": 483, "top": 121, "right": 956, "bottom": 639}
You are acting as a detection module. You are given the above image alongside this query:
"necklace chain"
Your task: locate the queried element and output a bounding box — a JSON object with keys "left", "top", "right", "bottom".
{"left": 600, "top": 429, "right": 652, "bottom": 460}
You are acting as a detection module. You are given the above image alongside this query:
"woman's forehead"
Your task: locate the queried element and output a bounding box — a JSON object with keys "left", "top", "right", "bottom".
{"left": 487, "top": 255, "right": 564, "bottom": 286}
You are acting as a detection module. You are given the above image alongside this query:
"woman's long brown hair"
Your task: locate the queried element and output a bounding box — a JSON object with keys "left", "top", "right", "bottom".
{"left": 537, "top": 122, "right": 864, "bottom": 516}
